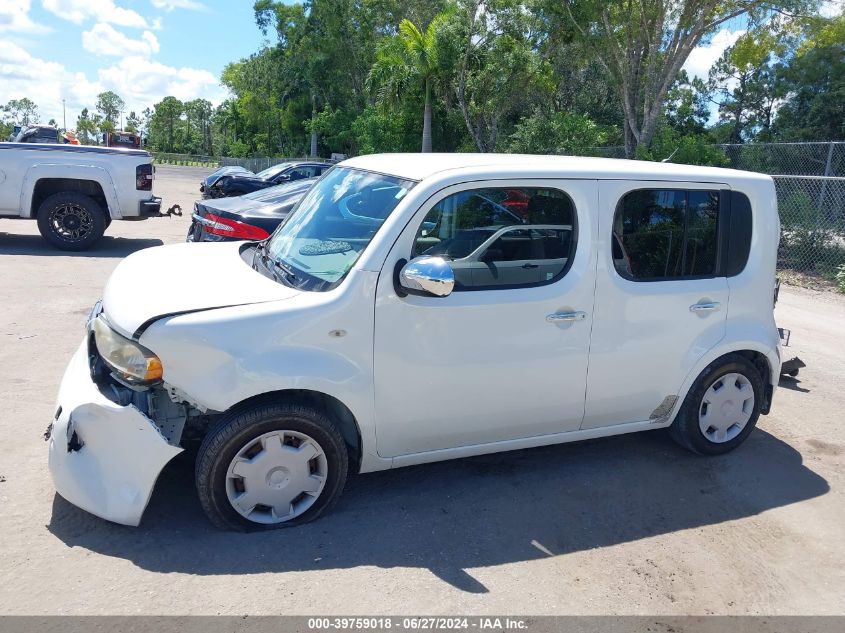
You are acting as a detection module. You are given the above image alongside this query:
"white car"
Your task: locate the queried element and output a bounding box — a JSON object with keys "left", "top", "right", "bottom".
{"left": 47, "top": 154, "right": 782, "bottom": 529}
{"left": 0, "top": 141, "right": 161, "bottom": 250}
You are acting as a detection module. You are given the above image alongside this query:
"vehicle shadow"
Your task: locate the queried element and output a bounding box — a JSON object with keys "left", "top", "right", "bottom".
{"left": 47, "top": 428, "right": 828, "bottom": 593}
{"left": 0, "top": 233, "right": 163, "bottom": 257}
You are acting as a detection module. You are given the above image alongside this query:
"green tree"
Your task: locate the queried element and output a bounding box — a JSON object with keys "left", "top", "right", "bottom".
{"left": 561, "top": 0, "right": 816, "bottom": 157}
{"left": 773, "top": 13, "right": 845, "bottom": 140}
{"left": 96, "top": 91, "right": 125, "bottom": 128}
{"left": 149, "top": 96, "right": 184, "bottom": 152}
{"left": 368, "top": 16, "right": 448, "bottom": 152}
{"left": 75, "top": 108, "right": 98, "bottom": 145}
{"left": 4, "top": 98, "right": 40, "bottom": 125}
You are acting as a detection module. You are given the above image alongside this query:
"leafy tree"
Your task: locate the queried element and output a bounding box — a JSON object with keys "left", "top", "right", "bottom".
{"left": 507, "top": 111, "right": 610, "bottom": 155}
{"left": 148, "top": 96, "right": 184, "bottom": 152}
{"left": 367, "top": 16, "right": 449, "bottom": 152}
{"left": 773, "top": 13, "right": 845, "bottom": 140}
{"left": 561, "top": 0, "right": 817, "bottom": 157}
{"left": 706, "top": 32, "right": 782, "bottom": 143}
{"left": 96, "top": 91, "right": 125, "bottom": 128}
{"left": 75, "top": 108, "right": 98, "bottom": 145}
{"left": 4, "top": 98, "right": 40, "bottom": 126}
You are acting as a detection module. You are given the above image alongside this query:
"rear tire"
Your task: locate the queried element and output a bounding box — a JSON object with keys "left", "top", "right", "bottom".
{"left": 195, "top": 401, "right": 348, "bottom": 531}
{"left": 670, "top": 354, "right": 764, "bottom": 455}
{"left": 36, "top": 192, "right": 106, "bottom": 251}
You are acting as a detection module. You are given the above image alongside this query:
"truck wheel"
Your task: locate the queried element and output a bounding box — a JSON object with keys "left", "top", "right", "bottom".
{"left": 195, "top": 401, "right": 348, "bottom": 531}
{"left": 36, "top": 192, "right": 106, "bottom": 251}
{"left": 669, "top": 354, "right": 764, "bottom": 455}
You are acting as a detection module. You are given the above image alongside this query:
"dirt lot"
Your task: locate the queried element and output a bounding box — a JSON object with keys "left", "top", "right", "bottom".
{"left": 0, "top": 165, "right": 843, "bottom": 615}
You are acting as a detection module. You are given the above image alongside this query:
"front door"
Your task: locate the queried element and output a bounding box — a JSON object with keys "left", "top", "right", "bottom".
{"left": 373, "top": 180, "right": 598, "bottom": 458}
{"left": 583, "top": 181, "right": 730, "bottom": 429}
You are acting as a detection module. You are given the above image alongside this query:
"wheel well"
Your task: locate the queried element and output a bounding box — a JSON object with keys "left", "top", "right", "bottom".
{"left": 31, "top": 178, "right": 109, "bottom": 218}
{"left": 720, "top": 349, "right": 774, "bottom": 414}
{"left": 228, "top": 390, "right": 363, "bottom": 472}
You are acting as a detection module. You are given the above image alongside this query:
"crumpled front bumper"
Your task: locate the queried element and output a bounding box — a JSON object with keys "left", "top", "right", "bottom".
{"left": 47, "top": 340, "right": 183, "bottom": 526}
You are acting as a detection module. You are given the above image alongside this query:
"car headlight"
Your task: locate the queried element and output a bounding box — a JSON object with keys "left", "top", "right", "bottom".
{"left": 92, "top": 316, "right": 163, "bottom": 384}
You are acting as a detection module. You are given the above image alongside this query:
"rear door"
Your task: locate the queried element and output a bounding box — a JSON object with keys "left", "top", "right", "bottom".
{"left": 583, "top": 181, "right": 729, "bottom": 429}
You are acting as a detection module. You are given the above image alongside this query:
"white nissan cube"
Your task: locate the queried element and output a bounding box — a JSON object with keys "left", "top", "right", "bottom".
{"left": 47, "top": 154, "right": 782, "bottom": 530}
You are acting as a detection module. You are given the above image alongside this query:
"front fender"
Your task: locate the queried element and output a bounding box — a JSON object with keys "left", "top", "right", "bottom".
{"left": 22, "top": 164, "right": 120, "bottom": 218}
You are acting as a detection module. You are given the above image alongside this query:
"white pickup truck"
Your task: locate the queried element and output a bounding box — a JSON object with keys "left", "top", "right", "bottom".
{"left": 0, "top": 141, "right": 163, "bottom": 250}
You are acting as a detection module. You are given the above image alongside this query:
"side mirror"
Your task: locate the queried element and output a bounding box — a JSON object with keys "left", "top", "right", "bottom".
{"left": 397, "top": 256, "right": 454, "bottom": 297}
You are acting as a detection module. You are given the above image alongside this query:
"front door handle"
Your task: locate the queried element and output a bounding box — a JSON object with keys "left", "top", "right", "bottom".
{"left": 690, "top": 301, "right": 721, "bottom": 313}
{"left": 546, "top": 311, "right": 587, "bottom": 323}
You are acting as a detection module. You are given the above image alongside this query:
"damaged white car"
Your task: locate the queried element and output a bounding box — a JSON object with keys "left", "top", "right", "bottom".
{"left": 47, "top": 154, "right": 782, "bottom": 530}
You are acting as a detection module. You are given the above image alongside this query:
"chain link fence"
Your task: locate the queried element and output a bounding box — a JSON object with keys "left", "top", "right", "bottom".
{"left": 772, "top": 175, "right": 845, "bottom": 284}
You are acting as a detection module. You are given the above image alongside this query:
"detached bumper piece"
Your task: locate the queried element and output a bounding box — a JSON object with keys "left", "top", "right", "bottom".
{"left": 47, "top": 340, "right": 183, "bottom": 526}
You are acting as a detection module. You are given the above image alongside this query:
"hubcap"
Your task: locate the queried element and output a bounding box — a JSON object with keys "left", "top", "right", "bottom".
{"left": 50, "top": 203, "right": 94, "bottom": 242}
{"left": 698, "top": 372, "right": 755, "bottom": 443}
{"left": 225, "top": 430, "right": 328, "bottom": 524}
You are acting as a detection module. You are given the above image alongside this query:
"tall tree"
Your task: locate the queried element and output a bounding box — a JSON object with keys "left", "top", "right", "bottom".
{"left": 4, "top": 98, "right": 40, "bottom": 125}
{"left": 561, "top": 0, "right": 816, "bottom": 157}
{"left": 368, "top": 17, "right": 447, "bottom": 152}
{"left": 96, "top": 91, "right": 126, "bottom": 128}
{"left": 75, "top": 108, "right": 97, "bottom": 144}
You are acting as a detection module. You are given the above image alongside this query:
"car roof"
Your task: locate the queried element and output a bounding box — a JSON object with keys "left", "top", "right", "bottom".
{"left": 341, "top": 153, "right": 772, "bottom": 184}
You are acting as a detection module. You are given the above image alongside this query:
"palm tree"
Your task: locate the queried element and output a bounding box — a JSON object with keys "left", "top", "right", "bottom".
{"left": 367, "top": 17, "right": 444, "bottom": 153}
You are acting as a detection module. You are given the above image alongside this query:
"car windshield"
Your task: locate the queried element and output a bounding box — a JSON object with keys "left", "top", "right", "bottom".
{"left": 264, "top": 167, "right": 415, "bottom": 291}
{"left": 255, "top": 163, "right": 292, "bottom": 180}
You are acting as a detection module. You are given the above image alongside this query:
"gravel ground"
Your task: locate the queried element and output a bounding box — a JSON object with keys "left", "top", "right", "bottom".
{"left": 0, "top": 165, "right": 843, "bottom": 615}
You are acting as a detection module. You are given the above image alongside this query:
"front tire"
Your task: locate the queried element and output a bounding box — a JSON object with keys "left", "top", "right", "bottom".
{"left": 36, "top": 192, "right": 106, "bottom": 251}
{"left": 195, "top": 401, "right": 348, "bottom": 531}
{"left": 670, "top": 354, "right": 764, "bottom": 455}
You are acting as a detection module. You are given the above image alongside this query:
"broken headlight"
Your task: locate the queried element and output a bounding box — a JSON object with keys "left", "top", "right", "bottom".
{"left": 92, "top": 316, "right": 163, "bottom": 384}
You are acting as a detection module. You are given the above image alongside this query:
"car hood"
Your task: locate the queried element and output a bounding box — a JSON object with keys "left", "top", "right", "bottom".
{"left": 102, "top": 241, "right": 299, "bottom": 337}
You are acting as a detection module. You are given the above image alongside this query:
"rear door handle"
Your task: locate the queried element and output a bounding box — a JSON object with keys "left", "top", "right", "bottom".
{"left": 690, "top": 301, "right": 721, "bottom": 313}
{"left": 546, "top": 311, "right": 587, "bottom": 323}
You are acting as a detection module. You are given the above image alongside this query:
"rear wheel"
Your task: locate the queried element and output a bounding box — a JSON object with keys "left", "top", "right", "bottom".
{"left": 36, "top": 192, "right": 106, "bottom": 251}
{"left": 670, "top": 354, "right": 764, "bottom": 455}
{"left": 195, "top": 401, "right": 348, "bottom": 531}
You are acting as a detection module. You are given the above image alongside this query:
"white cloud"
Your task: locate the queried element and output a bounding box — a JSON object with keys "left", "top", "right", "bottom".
{"left": 819, "top": 0, "right": 844, "bottom": 18}
{"left": 151, "top": 0, "right": 205, "bottom": 10}
{"left": 0, "top": 0, "right": 50, "bottom": 33}
{"left": 82, "top": 23, "right": 160, "bottom": 57}
{"left": 42, "top": 0, "right": 147, "bottom": 28}
{"left": 0, "top": 41, "right": 228, "bottom": 126}
{"left": 683, "top": 28, "right": 746, "bottom": 81}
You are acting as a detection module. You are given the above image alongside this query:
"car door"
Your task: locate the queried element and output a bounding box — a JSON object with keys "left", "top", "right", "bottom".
{"left": 582, "top": 181, "right": 729, "bottom": 429}
{"left": 373, "top": 179, "right": 598, "bottom": 458}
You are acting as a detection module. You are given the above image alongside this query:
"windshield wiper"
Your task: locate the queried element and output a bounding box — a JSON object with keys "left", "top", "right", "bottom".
{"left": 252, "top": 242, "right": 296, "bottom": 288}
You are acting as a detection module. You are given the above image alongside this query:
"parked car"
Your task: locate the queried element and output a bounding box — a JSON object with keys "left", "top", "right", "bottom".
{"left": 0, "top": 141, "right": 162, "bottom": 249}
{"left": 13, "top": 125, "right": 60, "bottom": 143}
{"left": 187, "top": 178, "right": 316, "bottom": 242}
{"left": 200, "top": 161, "right": 330, "bottom": 199}
{"left": 47, "top": 154, "right": 782, "bottom": 530}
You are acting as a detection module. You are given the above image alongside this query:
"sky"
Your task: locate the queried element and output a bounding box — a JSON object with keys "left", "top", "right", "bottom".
{"left": 0, "top": 0, "right": 287, "bottom": 126}
{"left": 0, "top": 1, "right": 838, "bottom": 130}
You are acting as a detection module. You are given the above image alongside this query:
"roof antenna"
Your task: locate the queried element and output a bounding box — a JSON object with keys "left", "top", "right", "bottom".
{"left": 661, "top": 148, "right": 679, "bottom": 163}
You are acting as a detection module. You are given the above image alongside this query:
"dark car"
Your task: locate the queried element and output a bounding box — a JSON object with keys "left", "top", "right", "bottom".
{"left": 200, "top": 161, "right": 330, "bottom": 199}
{"left": 188, "top": 177, "right": 317, "bottom": 242}
{"left": 13, "top": 125, "right": 60, "bottom": 143}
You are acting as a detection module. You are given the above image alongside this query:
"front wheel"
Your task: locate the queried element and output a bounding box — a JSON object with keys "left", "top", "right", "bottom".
{"left": 36, "top": 192, "right": 106, "bottom": 251}
{"left": 195, "top": 401, "right": 348, "bottom": 531}
{"left": 670, "top": 354, "right": 764, "bottom": 455}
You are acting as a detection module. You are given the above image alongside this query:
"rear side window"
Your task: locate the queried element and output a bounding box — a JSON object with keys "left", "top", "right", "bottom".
{"left": 613, "top": 189, "right": 720, "bottom": 281}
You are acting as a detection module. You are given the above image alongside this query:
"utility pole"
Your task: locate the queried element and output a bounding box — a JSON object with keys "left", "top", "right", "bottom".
{"left": 62, "top": 99, "right": 66, "bottom": 131}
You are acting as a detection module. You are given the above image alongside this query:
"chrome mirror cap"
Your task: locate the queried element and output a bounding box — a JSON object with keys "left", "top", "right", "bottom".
{"left": 399, "top": 256, "right": 455, "bottom": 297}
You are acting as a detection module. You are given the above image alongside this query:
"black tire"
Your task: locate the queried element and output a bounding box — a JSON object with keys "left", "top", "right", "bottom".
{"left": 36, "top": 192, "right": 106, "bottom": 251}
{"left": 669, "top": 354, "right": 764, "bottom": 455}
{"left": 195, "top": 401, "right": 348, "bottom": 531}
